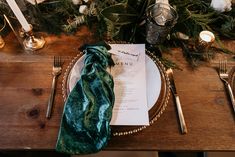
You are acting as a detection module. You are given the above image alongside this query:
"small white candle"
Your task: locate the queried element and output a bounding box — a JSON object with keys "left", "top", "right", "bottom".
{"left": 199, "top": 31, "right": 215, "bottom": 43}
{"left": 200, "top": 34, "right": 212, "bottom": 42}
{"left": 6, "top": 0, "right": 31, "bottom": 32}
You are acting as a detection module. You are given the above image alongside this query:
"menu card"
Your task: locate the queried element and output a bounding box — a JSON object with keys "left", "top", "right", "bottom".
{"left": 109, "top": 44, "right": 149, "bottom": 125}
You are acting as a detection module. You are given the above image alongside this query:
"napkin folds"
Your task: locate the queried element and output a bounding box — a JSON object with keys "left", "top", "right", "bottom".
{"left": 56, "top": 43, "right": 115, "bottom": 154}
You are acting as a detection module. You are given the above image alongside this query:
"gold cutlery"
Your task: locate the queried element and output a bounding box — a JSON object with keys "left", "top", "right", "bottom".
{"left": 166, "top": 68, "right": 188, "bottom": 134}
{"left": 46, "top": 56, "right": 62, "bottom": 119}
{"left": 219, "top": 60, "right": 235, "bottom": 114}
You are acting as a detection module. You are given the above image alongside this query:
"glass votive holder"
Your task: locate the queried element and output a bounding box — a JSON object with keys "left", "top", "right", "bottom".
{"left": 198, "top": 31, "right": 215, "bottom": 49}
{"left": 145, "top": 2, "right": 178, "bottom": 45}
{"left": 196, "top": 30, "right": 215, "bottom": 60}
{"left": 197, "top": 30, "right": 215, "bottom": 52}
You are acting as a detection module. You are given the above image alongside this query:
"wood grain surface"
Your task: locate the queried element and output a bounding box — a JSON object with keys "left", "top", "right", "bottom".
{"left": 0, "top": 27, "right": 234, "bottom": 151}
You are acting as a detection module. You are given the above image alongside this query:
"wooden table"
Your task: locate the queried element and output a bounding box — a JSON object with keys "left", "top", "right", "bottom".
{"left": 0, "top": 27, "right": 234, "bottom": 151}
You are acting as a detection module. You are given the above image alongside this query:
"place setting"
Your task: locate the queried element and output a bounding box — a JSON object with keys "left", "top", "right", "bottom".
{"left": 0, "top": 0, "right": 182, "bottom": 136}
{"left": 1, "top": 0, "right": 235, "bottom": 155}
{"left": 53, "top": 0, "right": 186, "bottom": 140}
{"left": 61, "top": 43, "right": 171, "bottom": 136}
{"left": 53, "top": 1, "right": 234, "bottom": 153}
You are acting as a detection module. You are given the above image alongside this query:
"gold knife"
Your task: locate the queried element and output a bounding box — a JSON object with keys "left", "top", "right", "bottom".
{"left": 166, "top": 68, "right": 188, "bottom": 134}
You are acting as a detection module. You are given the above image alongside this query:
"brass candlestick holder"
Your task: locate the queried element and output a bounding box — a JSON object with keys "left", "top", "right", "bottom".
{"left": 22, "top": 26, "right": 45, "bottom": 51}
{"left": 0, "top": 35, "right": 5, "bottom": 48}
{"left": 0, "top": 18, "right": 6, "bottom": 49}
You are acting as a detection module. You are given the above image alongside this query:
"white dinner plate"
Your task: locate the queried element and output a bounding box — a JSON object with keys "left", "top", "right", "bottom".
{"left": 67, "top": 54, "right": 161, "bottom": 110}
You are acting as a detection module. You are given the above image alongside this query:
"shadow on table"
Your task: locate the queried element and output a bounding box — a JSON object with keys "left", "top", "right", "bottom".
{"left": 0, "top": 151, "right": 69, "bottom": 157}
{"left": 159, "top": 152, "right": 205, "bottom": 157}
{"left": 0, "top": 151, "right": 207, "bottom": 157}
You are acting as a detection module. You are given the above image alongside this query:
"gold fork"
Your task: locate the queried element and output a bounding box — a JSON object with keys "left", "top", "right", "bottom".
{"left": 219, "top": 60, "right": 235, "bottom": 114}
{"left": 46, "top": 56, "right": 62, "bottom": 119}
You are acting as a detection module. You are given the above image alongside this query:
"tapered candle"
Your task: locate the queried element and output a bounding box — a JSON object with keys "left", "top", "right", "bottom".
{"left": 6, "top": 0, "right": 31, "bottom": 32}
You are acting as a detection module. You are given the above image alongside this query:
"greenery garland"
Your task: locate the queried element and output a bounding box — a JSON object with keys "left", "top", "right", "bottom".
{"left": 0, "top": 0, "right": 234, "bottom": 67}
{"left": 169, "top": 0, "right": 235, "bottom": 67}
{"left": 1, "top": 0, "right": 234, "bottom": 39}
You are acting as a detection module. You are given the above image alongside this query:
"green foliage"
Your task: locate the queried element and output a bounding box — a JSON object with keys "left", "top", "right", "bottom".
{"left": 170, "top": 0, "right": 235, "bottom": 39}
{"left": 62, "top": 15, "right": 86, "bottom": 33}
{"left": 0, "top": 1, "right": 10, "bottom": 15}
{"left": 1, "top": 0, "right": 234, "bottom": 39}
{"left": 212, "top": 13, "right": 235, "bottom": 38}
{"left": 32, "top": 0, "right": 81, "bottom": 34}
{"left": 0, "top": 0, "right": 16, "bottom": 35}
{"left": 1, "top": 0, "right": 234, "bottom": 66}
{"left": 100, "top": 3, "right": 138, "bottom": 40}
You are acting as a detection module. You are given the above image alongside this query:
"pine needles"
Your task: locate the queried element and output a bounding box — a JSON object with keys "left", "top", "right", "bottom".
{"left": 0, "top": 0, "right": 234, "bottom": 67}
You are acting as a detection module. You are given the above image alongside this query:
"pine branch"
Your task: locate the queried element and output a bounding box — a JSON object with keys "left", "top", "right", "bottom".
{"left": 63, "top": 15, "right": 86, "bottom": 33}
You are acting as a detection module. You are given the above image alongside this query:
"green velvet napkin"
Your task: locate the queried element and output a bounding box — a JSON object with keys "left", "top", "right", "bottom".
{"left": 56, "top": 43, "right": 115, "bottom": 154}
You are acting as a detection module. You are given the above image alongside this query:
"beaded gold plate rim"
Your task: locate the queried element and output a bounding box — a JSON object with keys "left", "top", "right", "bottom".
{"left": 62, "top": 52, "right": 83, "bottom": 103}
{"left": 111, "top": 51, "right": 170, "bottom": 136}
{"left": 62, "top": 50, "right": 170, "bottom": 136}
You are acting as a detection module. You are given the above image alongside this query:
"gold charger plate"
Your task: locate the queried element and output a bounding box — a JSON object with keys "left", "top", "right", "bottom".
{"left": 62, "top": 50, "right": 170, "bottom": 136}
